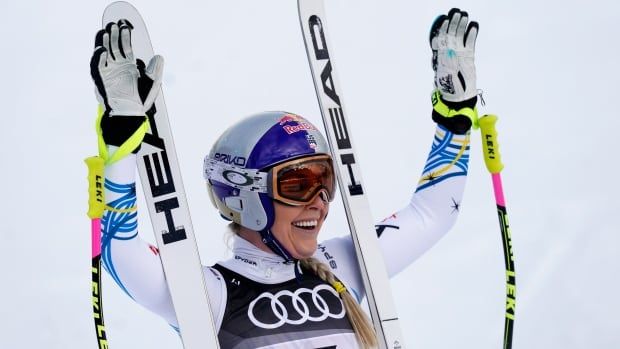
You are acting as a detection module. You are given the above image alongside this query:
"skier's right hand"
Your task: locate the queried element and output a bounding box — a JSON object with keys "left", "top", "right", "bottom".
{"left": 90, "top": 20, "right": 164, "bottom": 153}
{"left": 90, "top": 20, "right": 163, "bottom": 117}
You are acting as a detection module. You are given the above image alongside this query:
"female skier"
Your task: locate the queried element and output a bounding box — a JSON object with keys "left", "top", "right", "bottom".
{"left": 91, "top": 8, "right": 480, "bottom": 349}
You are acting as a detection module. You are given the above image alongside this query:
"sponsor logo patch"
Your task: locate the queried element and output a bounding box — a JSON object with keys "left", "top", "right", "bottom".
{"left": 278, "top": 114, "right": 317, "bottom": 135}
{"left": 278, "top": 113, "right": 303, "bottom": 125}
{"left": 248, "top": 284, "right": 345, "bottom": 329}
{"left": 283, "top": 122, "right": 316, "bottom": 135}
{"left": 235, "top": 255, "right": 258, "bottom": 266}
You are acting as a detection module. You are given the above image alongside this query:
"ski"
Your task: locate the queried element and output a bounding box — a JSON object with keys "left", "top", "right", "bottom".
{"left": 297, "top": 1, "right": 406, "bottom": 348}
{"left": 102, "top": 2, "right": 219, "bottom": 348}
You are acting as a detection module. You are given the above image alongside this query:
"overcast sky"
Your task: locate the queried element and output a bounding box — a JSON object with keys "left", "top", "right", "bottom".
{"left": 1, "top": 0, "right": 618, "bottom": 348}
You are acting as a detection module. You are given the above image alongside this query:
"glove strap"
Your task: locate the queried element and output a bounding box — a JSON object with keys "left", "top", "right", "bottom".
{"left": 431, "top": 89, "right": 479, "bottom": 130}
{"left": 95, "top": 105, "right": 150, "bottom": 166}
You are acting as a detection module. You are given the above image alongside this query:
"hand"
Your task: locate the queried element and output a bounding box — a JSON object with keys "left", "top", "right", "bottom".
{"left": 430, "top": 9, "right": 478, "bottom": 102}
{"left": 135, "top": 57, "right": 162, "bottom": 117}
{"left": 90, "top": 20, "right": 163, "bottom": 116}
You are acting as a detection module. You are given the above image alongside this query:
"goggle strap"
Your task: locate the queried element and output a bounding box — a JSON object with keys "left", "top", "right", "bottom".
{"left": 204, "top": 158, "right": 268, "bottom": 193}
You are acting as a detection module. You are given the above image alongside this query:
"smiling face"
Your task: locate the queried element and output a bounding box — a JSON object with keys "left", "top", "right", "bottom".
{"left": 269, "top": 192, "right": 330, "bottom": 259}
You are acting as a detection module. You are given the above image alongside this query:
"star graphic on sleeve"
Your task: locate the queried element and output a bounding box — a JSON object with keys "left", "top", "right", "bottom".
{"left": 450, "top": 197, "right": 461, "bottom": 214}
{"left": 423, "top": 171, "right": 438, "bottom": 183}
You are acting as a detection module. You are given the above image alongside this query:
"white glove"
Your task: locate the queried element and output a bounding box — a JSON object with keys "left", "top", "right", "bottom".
{"left": 430, "top": 9, "right": 478, "bottom": 102}
{"left": 90, "top": 21, "right": 163, "bottom": 116}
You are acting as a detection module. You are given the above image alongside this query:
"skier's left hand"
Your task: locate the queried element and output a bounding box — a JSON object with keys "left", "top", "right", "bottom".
{"left": 430, "top": 9, "right": 478, "bottom": 103}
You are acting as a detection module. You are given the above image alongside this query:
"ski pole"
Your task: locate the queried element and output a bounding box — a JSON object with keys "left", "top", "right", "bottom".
{"left": 85, "top": 156, "right": 108, "bottom": 349}
{"left": 479, "top": 115, "right": 516, "bottom": 349}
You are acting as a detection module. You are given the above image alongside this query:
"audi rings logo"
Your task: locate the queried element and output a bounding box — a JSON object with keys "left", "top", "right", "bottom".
{"left": 248, "top": 284, "right": 345, "bottom": 329}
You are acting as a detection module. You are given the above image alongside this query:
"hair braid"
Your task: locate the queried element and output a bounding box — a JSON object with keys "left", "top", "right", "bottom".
{"left": 300, "top": 257, "right": 378, "bottom": 349}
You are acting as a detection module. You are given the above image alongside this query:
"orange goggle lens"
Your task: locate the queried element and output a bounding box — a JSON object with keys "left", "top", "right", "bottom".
{"left": 270, "top": 155, "right": 335, "bottom": 206}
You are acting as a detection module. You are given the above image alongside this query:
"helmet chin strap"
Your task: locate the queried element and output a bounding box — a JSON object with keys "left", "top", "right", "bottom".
{"left": 260, "top": 229, "right": 304, "bottom": 283}
{"left": 260, "top": 229, "right": 295, "bottom": 263}
{"left": 259, "top": 190, "right": 330, "bottom": 281}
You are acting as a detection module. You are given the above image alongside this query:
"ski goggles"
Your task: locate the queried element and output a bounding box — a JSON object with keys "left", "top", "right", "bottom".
{"left": 204, "top": 154, "right": 335, "bottom": 206}
{"left": 268, "top": 155, "right": 336, "bottom": 206}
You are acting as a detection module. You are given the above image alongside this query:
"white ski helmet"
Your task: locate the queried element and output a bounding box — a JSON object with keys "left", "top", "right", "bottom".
{"left": 204, "top": 111, "right": 331, "bottom": 233}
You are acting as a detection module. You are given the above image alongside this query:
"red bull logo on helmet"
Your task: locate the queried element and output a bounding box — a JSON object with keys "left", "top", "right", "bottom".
{"left": 283, "top": 122, "right": 317, "bottom": 135}
{"left": 278, "top": 113, "right": 318, "bottom": 135}
{"left": 278, "top": 113, "right": 303, "bottom": 125}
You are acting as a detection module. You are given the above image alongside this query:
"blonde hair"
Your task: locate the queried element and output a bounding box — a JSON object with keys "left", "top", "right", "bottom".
{"left": 300, "top": 257, "right": 378, "bottom": 349}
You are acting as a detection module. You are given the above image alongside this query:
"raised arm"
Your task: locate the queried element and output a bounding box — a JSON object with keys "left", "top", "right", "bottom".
{"left": 316, "top": 9, "right": 482, "bottom": 298}
{"left": 376, "top": 8, "right": 480, "bottom": 276}
{"left": 89, "top": 20, "right": 179, "bottom": 325}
